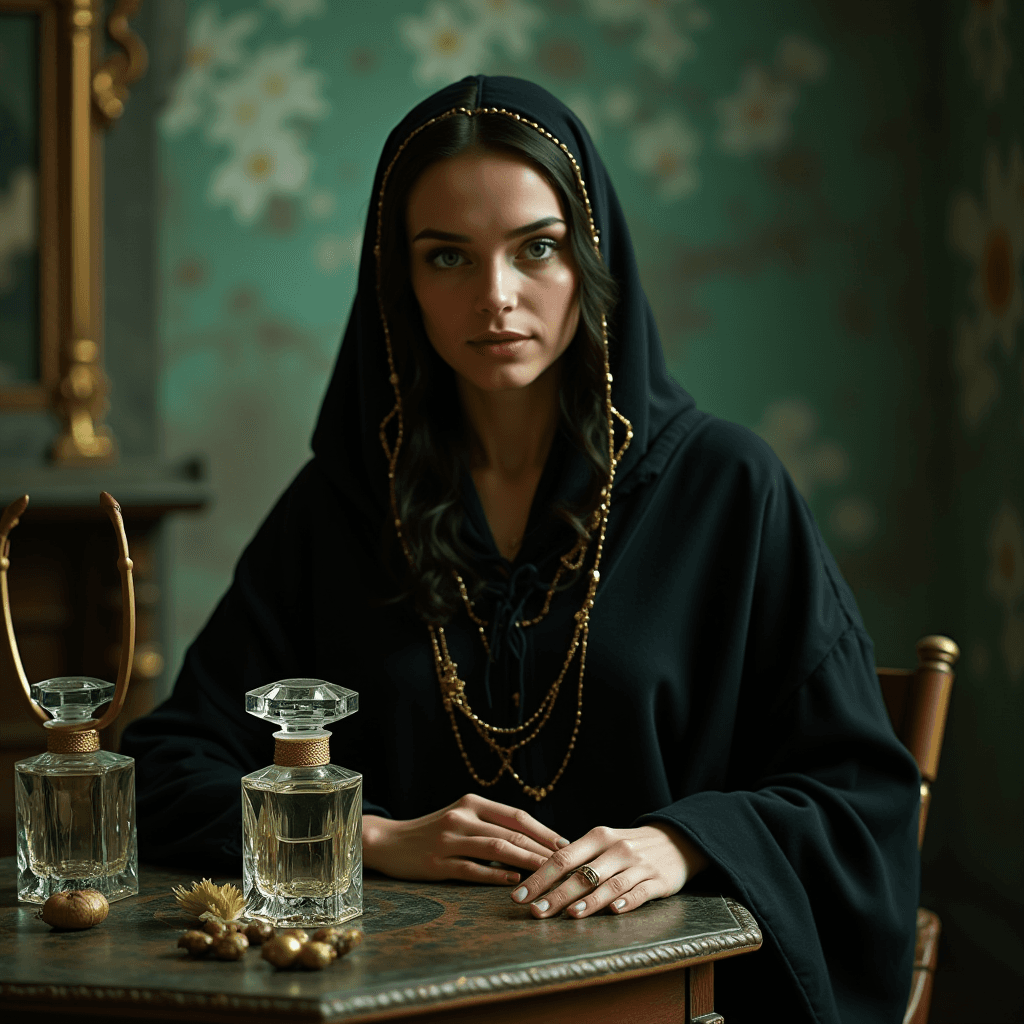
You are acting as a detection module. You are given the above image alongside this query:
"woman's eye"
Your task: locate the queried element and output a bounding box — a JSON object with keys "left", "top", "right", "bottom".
{"left": 429, "top": 249, "right": 466, "bottom": 269}
{"left": 522, "top": 238, "right": 558, "bottom": 261}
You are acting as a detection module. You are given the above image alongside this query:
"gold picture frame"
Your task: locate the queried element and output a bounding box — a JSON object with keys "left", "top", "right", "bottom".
{"left": 0, "top": 0, "right": 145, "bottom": 462}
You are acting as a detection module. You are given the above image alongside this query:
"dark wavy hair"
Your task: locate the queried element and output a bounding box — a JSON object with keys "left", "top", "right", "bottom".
{"left": 378, "top": 87, "right": 618, "bottom": 624}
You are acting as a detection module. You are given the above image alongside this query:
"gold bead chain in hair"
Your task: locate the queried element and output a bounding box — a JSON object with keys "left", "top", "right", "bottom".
{"left": 373, "top": 106, "right": 633, "bottom": 801}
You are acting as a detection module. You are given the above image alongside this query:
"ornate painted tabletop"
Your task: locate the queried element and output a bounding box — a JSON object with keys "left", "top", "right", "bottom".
{"left": 0, "top": 858, "right": 761, "bottom": 1022}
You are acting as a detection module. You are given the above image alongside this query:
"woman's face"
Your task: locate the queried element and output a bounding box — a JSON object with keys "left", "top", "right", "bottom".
{"left": 406, "top": 149, "right": 580, "bottom": 395}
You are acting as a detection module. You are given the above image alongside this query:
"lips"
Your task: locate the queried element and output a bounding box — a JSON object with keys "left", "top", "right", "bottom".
{"left": 470, "top": 331, "right": 530, "bottom": 343}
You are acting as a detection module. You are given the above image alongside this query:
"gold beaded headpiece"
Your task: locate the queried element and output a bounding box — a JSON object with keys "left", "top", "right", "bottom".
{"left": 373, "top": 106, "right": 632, "bottom": 801}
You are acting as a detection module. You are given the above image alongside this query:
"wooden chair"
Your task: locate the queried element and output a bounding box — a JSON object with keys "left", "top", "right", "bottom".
{"left": 877, "top": 634, "right": 958, "bottom": 1024}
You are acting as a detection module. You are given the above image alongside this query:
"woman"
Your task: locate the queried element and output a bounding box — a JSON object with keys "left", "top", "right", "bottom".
{"left": 122, "top": 76, "right": 920, "bottom": 1023}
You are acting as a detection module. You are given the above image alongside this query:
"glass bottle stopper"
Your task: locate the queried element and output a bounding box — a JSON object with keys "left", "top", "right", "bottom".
{"left": 33, "top": 678, "right": 115, "bottom": 753}
{"left": 246, "top": 679, "right": 358, "bottom": 767}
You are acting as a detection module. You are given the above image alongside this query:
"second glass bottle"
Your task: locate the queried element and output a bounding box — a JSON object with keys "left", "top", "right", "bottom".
{"left": 242, "top": 679, "right": 362, "bottom": 927}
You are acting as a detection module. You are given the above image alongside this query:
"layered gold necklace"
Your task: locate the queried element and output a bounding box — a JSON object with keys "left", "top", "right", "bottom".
{"left": 374, "top": 106, "right": 632, "bottom": 801}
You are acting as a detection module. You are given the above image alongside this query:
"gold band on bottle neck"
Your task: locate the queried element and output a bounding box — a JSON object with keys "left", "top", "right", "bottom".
{"left": 274, "top": 736, "right": 330, "bottom": 767}
{"left": 47, "top": 728, "right": 100, "bottom": 753}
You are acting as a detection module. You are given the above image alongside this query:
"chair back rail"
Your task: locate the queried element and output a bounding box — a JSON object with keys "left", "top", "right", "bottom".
{"left": 877, "top": 634, "right": 957, "bottom": 1024}
{"left": 877, "top": 635, "right": 957, "bottom": 848}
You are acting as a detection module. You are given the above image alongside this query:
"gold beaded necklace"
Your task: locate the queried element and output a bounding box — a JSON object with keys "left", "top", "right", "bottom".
{"left": 374, "top": 106, "right": 633, "bottom": 801}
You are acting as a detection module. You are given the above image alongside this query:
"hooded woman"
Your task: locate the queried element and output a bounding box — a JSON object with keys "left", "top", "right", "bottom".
{"left": 121, "top": 76, "right": 920, "bottom": 1023}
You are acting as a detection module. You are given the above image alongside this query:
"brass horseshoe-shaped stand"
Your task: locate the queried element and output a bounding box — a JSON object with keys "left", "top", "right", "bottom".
{"left": 0, "top": 492, "right": 136, "bottom": 744}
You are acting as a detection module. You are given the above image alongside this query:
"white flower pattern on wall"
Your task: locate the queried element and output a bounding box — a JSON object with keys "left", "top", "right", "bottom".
{"left": 399, "top": 2, "right": 492, "bottom": 87}
{"left": 988, "top": 501, "right": 1024, "bottom": 684}
{"left": 963, "top": 0, "right": 1012, "bottom": 104}
{"left": 207, "top": 40, "right": 328, "bottom": 146}
{"left": 603, "top": 87, "right": 639, "bottom": 127}
{"left": 399, "top": 0, "right": 547, "bottom": 86}
{"left": 306, "top": 189, "right": 336, "bottom": 221}
{"left": 755, "top": 400, "right": 878, "bottom": 547}
{"left": 954, "top": 312, "right": 1000, "bottom": 427}
{"left": 161, "top": 3, "right": 260, "bottom": 136}
{"left": 583, "top": 0, "right": 709, "bottom": 80}
{"left": 314, "top": 228, "right": 363, "bottom": 275}
{"left": 717, "top": 68, "right": 796, "bottom": 156}
{"left": 754, "top": 399, "right": 849, "bottom": 498}
{"left": 461, "top": 0, "right": 544, "bottom": 58}
{"left": 775, "top": 34, "right": 829, "bottom": 84}
{"left": 949, "top": 143, "right": 1024, "bottom": 426}
{"left": 629, "top": 112, "right": 701, "bottom": 201}
{"left": 160, "top": 3, "right": 330, "bottom": 228}
{"left": 716, "top": 35, "right": 828, "bottom": 156}
{"left": 208, "top": 129, "right": 311, "bottom": 224}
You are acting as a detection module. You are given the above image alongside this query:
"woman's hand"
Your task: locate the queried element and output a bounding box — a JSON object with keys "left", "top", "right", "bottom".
{"left": 510, "top": 823, "right": 709, "bottom": 918}
{"left": 363, "top": 793, "right": 569, "bottom": 885}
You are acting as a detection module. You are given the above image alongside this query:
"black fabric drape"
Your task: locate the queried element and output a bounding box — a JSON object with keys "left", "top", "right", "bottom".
{"left": 122, "top": 76, "right": 920, "bottom": 1024}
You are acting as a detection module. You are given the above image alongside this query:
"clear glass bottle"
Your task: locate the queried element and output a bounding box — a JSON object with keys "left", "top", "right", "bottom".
{"left": 242, "top": 679, "right": 362, "bottom": 927}
{"left": 15, "top": 677, "right": 138, "bottom": 904}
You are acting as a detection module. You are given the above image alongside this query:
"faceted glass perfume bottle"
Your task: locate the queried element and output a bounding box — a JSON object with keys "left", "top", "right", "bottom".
{"left": 15, "top": 678, "right": 137, "bottom": 903}
{"left": 2, "top": 491, "right": 139, "bottom": 906}
{"left": 242, "top": 679, "right": 362, "bottom": 927}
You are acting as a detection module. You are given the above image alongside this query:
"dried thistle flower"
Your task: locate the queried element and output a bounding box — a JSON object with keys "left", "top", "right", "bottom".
{"left": 172, "top": 879, "right": 246, "bottom": 923}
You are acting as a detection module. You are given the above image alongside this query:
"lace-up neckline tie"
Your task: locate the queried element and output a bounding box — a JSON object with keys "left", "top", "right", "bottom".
{"left": 482, "top": 563, "right": 545, "bottom": 717}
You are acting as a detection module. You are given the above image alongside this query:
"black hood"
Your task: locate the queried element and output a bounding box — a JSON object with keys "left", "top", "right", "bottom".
{"left": 310, "top": 75, "right": 695, "bottom": 516}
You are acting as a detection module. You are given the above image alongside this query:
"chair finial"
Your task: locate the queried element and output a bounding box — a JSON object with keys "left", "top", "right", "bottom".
{"left": 916, "top": 635, "right": 959, "bottom": 672}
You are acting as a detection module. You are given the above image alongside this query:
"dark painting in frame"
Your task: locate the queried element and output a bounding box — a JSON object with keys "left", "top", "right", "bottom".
{"left": 0, "top": 0, "right": 58, "bottom": 411}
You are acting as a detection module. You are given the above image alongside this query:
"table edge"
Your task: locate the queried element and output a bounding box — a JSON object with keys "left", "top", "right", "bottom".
{"left": 0, "top": 899, "right": 761, "bottom": 1023}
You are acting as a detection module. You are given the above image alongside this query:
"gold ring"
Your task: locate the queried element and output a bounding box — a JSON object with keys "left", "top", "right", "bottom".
{"left": 575, "top": 863, "right": 600, "bottom": 886}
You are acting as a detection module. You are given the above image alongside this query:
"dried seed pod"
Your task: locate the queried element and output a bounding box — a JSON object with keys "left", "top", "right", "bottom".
{"left": 212, "top": 932, "right": 249, "bottom": 961}
{"left": 312, "top": 925, "right": 363, "bottom": 957}
{"left": 178, "top": 930, "right": 214, "bottom": 957}
{"left": 279, "top": 927, "right": 308, "bottom": 943}
{"left": 336, "top": 927, "right": 364, "bottom": 955}
{"left": 40, "top": 890, "right": 110, "bottom": 930}
{"left": 245, "top": 919, "right": 275, "bottom": 945}
{"left": 261, "top": 935, "right": 304, "bottom": 969}
{"left": 311, "top": 928, "right": 339, "bottom": 959}
{"left": 298, "top": 941, "right": 334, "bottom": 971}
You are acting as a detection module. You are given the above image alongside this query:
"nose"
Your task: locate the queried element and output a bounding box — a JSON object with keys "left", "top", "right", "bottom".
{"left": 475, "top": 256, "right": 515, "bottom": 316}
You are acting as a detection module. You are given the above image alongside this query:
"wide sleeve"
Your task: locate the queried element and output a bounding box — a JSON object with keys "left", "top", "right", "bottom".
{"left": 637, "top": 435, "right": 921, "bottom": 1024}
{"left": 119, "top": 464, "right": 393, "bottom": 871}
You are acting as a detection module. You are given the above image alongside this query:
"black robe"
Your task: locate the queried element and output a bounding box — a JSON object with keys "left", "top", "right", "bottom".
{"left": 121, "top": 76, "right": 920, "bottom": 1024}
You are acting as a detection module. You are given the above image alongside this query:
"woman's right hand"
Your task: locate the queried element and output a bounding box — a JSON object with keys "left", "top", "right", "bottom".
{"left": 363, "top": 794, "right": 569, "bottom": 885}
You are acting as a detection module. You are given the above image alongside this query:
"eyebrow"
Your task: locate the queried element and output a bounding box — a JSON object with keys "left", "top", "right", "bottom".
{"left": 410, "top": 216, "right": 565, "bottom": 244}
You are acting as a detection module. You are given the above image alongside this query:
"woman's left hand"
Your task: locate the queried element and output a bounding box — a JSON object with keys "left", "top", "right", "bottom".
{"left": 510, "top": 823, "right": 709, "bottom": 919}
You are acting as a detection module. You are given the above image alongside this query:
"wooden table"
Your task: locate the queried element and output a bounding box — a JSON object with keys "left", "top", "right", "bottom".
{"left": 0, "top": 859, "right": 761, "bottom": 1023}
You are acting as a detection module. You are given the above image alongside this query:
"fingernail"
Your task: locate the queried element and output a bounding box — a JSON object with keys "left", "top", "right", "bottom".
{"left": 572, "top": 901, "right": 586, "bottom": 914}
{"left": 505, "top": 873, "right": 520, "bottom": 884}
{"left": 556, "top": 837, "right": 570, "bottom": 847}
{"left": 532, "top": 899, "right": 550, "bottom": 912}
{"left": 511, "top": 887, "right": 528, "bottom": 902}
{"left": 612, "top": 899, "right": 626, "bottom": 911}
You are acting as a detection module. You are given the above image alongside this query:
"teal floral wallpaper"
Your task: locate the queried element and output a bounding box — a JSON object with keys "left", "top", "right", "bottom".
{"left": 157, "top": 0, "right": 919, "bottom": 657}
{"left": 927, "top": 2, "right": 1023, "bottom": 1019}
{"left": 152, "top": 2, "right": 1022, "bottom": 1017}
